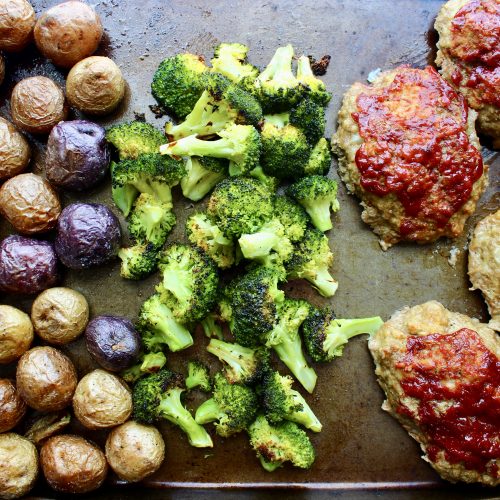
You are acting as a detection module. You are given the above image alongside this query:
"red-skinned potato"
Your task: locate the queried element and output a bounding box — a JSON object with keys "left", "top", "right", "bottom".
{"left": 0, "top": 118, "right": 31, "bottom": 180}
{"left": 0, "top": 0, "right": 35, "bottom": 52}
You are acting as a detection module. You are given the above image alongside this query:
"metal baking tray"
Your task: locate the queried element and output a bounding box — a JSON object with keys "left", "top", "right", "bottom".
{"left": 0, "top": 0, "right": 498, "bottom": 498}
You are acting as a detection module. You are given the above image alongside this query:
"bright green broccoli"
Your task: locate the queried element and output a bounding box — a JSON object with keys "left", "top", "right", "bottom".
{"left": 132, "top": 369, "right": 213, "bottom": 447}
{"left": 253, "top": 45, "right": 303, "bottom": 112}
{"left": 195, "top": 373, "right": 258, "bottom": 437}
{"left": 206, "top": 177, "right": 274, "bottom": 238}
{"left": 200, "top": 310, "right": 224, "bottom": 340}
{"left": 248, "top": 414, "right": 315, "bottom": 471}
{"left": 106, "top": 121, "right": 165, "bottom": 160}
{"left": 186, "top": 360, "right": 211, "bottom": 392}
{"left": 118, "top": 243, "right": 158, "bottom": 280}
{"left": 206, "top": 339, "right": 270, "bottom": 385}
{"left": 211, "top": 43, "right": 259, "bottom": 86}
{"left": 180, "top": 156, "right": 228, "bottom": 202}
{"left": 262, "top": 299, "right": 317, "bottom": 394}
{"left": 261, "top": 370, "right": 322, "bottom": 432}
{"left": 160, "top": 124, "right": 261, "bottom": 177}
{"left": 301, "top": 307, "right": 383, "bottom": 362}
{"left": 304, "top": 138, "right": 332, "bottom": 177}
{"left": 289, "top": 97, "right": 326, "bottom": 145}
{"left": 128, "top": 193, "right": 176, "bottom": 248}
{"left": 151, "top": 53, "right": 208, "bottom": 118}
{"left": 137, "top": 294, "right": 193, "bottom": 353}
{"left": 121, "top": 351, "right": 167, "bottom": 383}
{"left": 156, "top": 243, "right": 219, "bottom": 324}
{"left": 248, "top": 165, "right": 279, "bottom": 192}
{"left": 286, "top": 228, "right": 337, "bottom": 298}
{"left": 273, "top": 196, "right": 309, "bottom": 243}
{"left": 287, "top": 175, "right": 339, "bottom": 232}
{"left": 186, "top": 212, "right": 235, "bottom": 269}
{"left": 296, "top": 55, "right": 332, "bottom": 106}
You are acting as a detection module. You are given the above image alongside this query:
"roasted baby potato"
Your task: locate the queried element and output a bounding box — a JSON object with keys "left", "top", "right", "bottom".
{"left": 0, "top": 379, "right": 27, "bottom": 433}
{"left": 0, "top": 0, "right": 36, "bottom": 52}
{"left": 0, "top": 305, "right": 33, "bottom": 364}
{"left": 0, "top": 117, "right": 31, "bottom": 180}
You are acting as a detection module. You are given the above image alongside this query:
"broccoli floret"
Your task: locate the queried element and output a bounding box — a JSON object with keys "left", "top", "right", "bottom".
{"left": 132, "top": 369, "right": 213, "bottom": 447}
{"left": 195, "top": 372, "right": 258, "bottom": 437}
{"left": 248, "top": 415, "right": 315, "bottom": 471}
{"left": 186, "top": 360, "right": 211, "bottom": 392}
{"left": 118, "top": 243, "right": 158, "bottom": 281}
{"left": 248, "top": 165, "right": 279, "bottom": 192}
{"left": 180, "top": 156, "right": 228, "bottom": 202}
{"left": 206, "top": 177, "right": 274, "bottom": 238}
{"left": 225, "top": 265, "right": 285, "bottom": 347}
{"left": 273, "top": 196, "right": 309, "bottom": 243}
{"left": 304, "top": 138, "right": 332, "bottom": 176}
{"left": 262, "top": 299, "right": 317, "bottom": 394}
{"left": 160, "top": 124, "right": 261, "bottom": 177}
{"left": 211, "top": 43, "right": 259, "bottom": 86}
{"left": 260, "top": 115, "right": 311, "bottom": 180}
{"left": 261, "top": 370, "right": 322, "bottom": 432}
{"left": 111, "top": 154, "right": 186, "bottom": 216}
{"left": 106, "top": 121, "right": 165, "bottom": 160}
{"left": 206, "top": 339, "right": 270, "bottom": 385}
{"left": 296, "top": 55, "right": 332, "bottom": 106}
{"left": 186, "top": 213, "right": 235, "bottom": 269}
{"left": 137, "top": 294, "right": 193, "bottom": 353}
{"left": 156, "top": 244, "right": 219, "bottom": 324}
{"left": 287, "top": 175, "right": 339, "bottom": 232}
{"left": 286, "top": 228, "right": 337, "bottom": 298}
{"left": 121, "top": 351, "right": 167, "bottom": 383}
{"left": 200, "top": 310, "right": 224, "bottom": 340}
{"left": 166, "top": 73, "right": 262, "bottom": 140}
{"left": 128, "top": 193, "right": 176, "bottom": 248}
{"left": 302, "top": 307, "right": 383, "bottom": 363}
{"left": 253, "top": 45, "right": 303, "bottom": 112}
{"left": 151, "top": 54, "right": 208, "bottom": 118}
{"left": 289, "top": 98, "right": 326, "bottom": 145}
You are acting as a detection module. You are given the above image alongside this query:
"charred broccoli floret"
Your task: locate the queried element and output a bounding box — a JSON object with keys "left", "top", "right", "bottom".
{"left": 206, "top": 177, "right": 274, "bottom": 238}
{"left": 128, "top": 193, "right": 176, "bottom": 248}
{"left": 151, "top": 53, "right": 208, "bottom": 118}
{"left": 289, "top": 97, "right": 325, "bottom": 145}
{"left": 304, "top": 138, "right": 332, "bottom": 177}
{"left": 121, "top": 351, "right": 167, "bottom": 383}
{"left": 106, "top": 121, "right": 165, "bottom": 160}
{"left": 286, "top": 228, "right": 337, "bottom": 298}
{"left": 261, "top": 370, "right": 322, "bottom": 432}
{"left": 180, "top": 156, "right": 228, "bottom": 202}
{"left": 206, "top": 339, "right": 269, "bottom": 385}
{"left": 160, "top": 124, "right": 261, "bottom": 177}
{"left": 137, "top": 294, "right": 193, "bottom": 353}
{"left": 118, "top": 243, "right": 158, "bottom": 280}
{"left": 132, "top": 369, "right": 213, "bottom": 447}
{"left": 186, "top": 360, "right": 211, "bottom": 391}
{"left": 296, "top": 55, "right": 332, "bottom": 106}
{"left": 248, "top": 414, "right": 315, "bottom": 471}
{"left": 301, "top": 307, "right": 383, "bottom": 363}
{"left": 211, "top": 43, "right": 259, "bottom": 86}
{"left": 156, "top": 244, "right": 219, "bottom": 324}
{"left": 273, "top": 196, "right": 309, "bottom": 243}
{"left": 195, "top": 373, "right": 258, "bottom": 437}
{"left": 186, "top": 213, "right": 235, "bottom": 269}
{"left": 287, "top": 175, "right": 339, "bottom": 232}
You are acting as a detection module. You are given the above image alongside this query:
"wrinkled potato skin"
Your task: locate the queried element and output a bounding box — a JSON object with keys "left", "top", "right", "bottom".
{"left": 67, "top": 56, "right": 125, "bottom": 115}
{"left": 0, "top": 118, "right": 31, "bottom": 180}
{"left": 0, "top": 173, "right": 61, "bottom": 234}
{"left": 0, "top": 433, "right": 38, "bottom": 499}
{"left": 0, "top": 379, "right": 27, "bottom": 433}
{"left": 16, "top": 346, "right": 77, "bottom": 412}
{"left": 40, "top": 435, "right": 107, "bottom": 494}
{"left": 105, "top": 421, "right": 165, "bottom": 482}
{"left": 0, "top": 305, "right": 33, "bottom": 364}
{"left": 0, "top": 0, "right": 35, "bottom": 53}
{"left": 31, "top": 287, "right": 89, "bottom": 344}
{"left": 34, "top": 1, "right": 102, "bottom": 68}
{"left": 73, "top": 369, "right": 132, "bottom": 429}
{"left": 11, "top": 76, "right": 68, "bottom": 134}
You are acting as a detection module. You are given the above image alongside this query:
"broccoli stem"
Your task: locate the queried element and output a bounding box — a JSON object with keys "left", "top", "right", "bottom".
{"left": 206, "top": 339, "right": 254, "bottom": 381}
{"left": 259, "top": 45, "right": 295, "bottom": 84}
{"left": 161, "top": 134, "right": 237, "bottom": 160}
{"left": 162, "top": 269, "right": 193, "bottom": 303}
{"left": 141, "top": 205, "right": 166, "bottom": 241}
{"left": 132, "top": 178, "right": 173, "bottom": 205}
{"left": 259, "top": 455, "right": 281, "bottom": 472}
{"left": 296, "top": 55, "right": 314, "bottom": 80}
{"left": 304, "top": 201, "right": 333, "bottom": 232}
{"left": 238, "top": 231, "right": 280, "bottom": 259}
{"left": 181, "top": 160, "right": 226, "bottom": 201}
{"left": 151, "top": 306, "right": 194, "bottom": 352}
{"left": 112, "top": 184, "right": 139, "bottom": 217}
{"left": 287, "top": 392, "right": 322, "bottom": 432}
{"left": 309, "top": 266, "right": 338, "bottom": 298}
{"left": 194, "top": 398, "right": 222, "bottom": 425}
{"left": 158, "top": 388, "right": 213, "bottom": 448}
{"left": 200, "top": 314, "right": 224, "bottom": 340}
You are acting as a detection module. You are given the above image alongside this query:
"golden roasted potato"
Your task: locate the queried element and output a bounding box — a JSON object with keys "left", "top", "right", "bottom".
{"left": 0, "top": 117, "right": 31, "bottom": 180}
{"left": 0, "top": 0, "right": 35, "bottom": 52}
{"left": 0, "top": 379, "right": 27, "bottom": 433}
{"left": 0, "top": 305, "right": 33, "bottom": 364}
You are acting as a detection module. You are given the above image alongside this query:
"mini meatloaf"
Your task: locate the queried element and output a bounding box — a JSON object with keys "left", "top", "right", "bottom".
{"left": 369, "top": 301, "right": 499, "bottom": 486}
{"left": 468, "top": 209, "right": 500, "bottom": 330}
{"left": 435, "top": 0, "right": 500, "bottom": 147}
{"left": 332, "top": 65, "right": 487, "bottom": 249}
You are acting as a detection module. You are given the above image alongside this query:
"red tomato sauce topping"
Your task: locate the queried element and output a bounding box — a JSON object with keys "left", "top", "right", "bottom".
{"left": 395, "top": 328, "right": 500, "bottom": 476}
{"left": 352, "top": 66, "right": 483, "bottom": 236}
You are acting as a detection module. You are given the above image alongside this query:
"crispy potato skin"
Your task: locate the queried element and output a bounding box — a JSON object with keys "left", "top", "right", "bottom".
{"left": 0, "top": 118, "right": 31, "bottom": 180}
{"left": 0, "top": 379, "right": 27, "bottom": 433}
{"left": 0, "top": 305, "right": 33, "bottom": 364}
{"left": 0, "top": 0, "right": 35, "bottom": 53}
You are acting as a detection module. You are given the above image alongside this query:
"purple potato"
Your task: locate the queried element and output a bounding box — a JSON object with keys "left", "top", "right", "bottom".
{"left": 55, "top": 203, "right": 121, "bottom": 269}
{"left": 45, "top": 120, "right": 110, "bottom": 191}
{"left": 0, "top": 235, "right": 58, "bottom": 294}
{"left": 85, "top": 315, "right": 140, "bottom": 371}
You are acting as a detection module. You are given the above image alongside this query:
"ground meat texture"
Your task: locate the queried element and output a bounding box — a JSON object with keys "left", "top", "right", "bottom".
{"left": 332, "top": 66, "right": 487, "bottom": 249}
{"left": 435, "top": 0, "right": 500, "bottom": 146}
{"left": 369, "top": 301, "right": 500, "bottom": 486}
